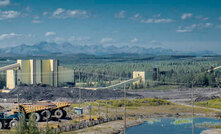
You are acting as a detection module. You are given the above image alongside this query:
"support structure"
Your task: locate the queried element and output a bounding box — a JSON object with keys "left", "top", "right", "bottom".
{"left": 191, "top": 81, "right": 195, "bottom": 134}
{"left": 124, "top": 84, "right": 126, "bottom": 134}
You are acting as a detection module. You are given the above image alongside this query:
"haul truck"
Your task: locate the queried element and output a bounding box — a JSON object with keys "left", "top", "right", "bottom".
{"left": 12, "top": 101, "right": 71, "bottom": 122}
{"left": 0, "top": 112, "right": 24, "bottom": 129}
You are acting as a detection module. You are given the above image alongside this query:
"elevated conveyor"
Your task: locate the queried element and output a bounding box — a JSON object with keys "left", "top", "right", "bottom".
{"left": 0, "top": 63, "right": 20, "bottom": 72}
{"left": 96, "top": 77, "right": 140, "bottom": 90}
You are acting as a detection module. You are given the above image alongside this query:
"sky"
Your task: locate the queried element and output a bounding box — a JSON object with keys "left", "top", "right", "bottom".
{"left": 0, "top": 0, "right": 221, "bottom": 53}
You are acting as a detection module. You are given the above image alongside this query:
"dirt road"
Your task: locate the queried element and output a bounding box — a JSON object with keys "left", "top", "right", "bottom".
{"left": 129, "top": 88, "right": 220, "bottom": 103}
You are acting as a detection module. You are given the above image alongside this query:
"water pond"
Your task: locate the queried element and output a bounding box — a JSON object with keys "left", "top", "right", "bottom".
{"left": 126, "top": 118, "right": 221, "bottom": 134}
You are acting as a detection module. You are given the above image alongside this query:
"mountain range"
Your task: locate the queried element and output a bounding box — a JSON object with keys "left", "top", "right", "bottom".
{"left": 0, "top": 41, "right": 216, "bottom": 56}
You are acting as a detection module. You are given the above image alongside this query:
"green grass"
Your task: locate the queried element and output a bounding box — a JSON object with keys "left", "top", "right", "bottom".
{"left": 70, "top": 98, "right": 171, "bottom": 109}
{"left": 196, "top": 122, "right": 221, "bottom": 128}
{"left": 173, "top": 119, "right": 192, "bottom": 125}
{"left": 195, "top": 98, "right": 221, "bottom": 109}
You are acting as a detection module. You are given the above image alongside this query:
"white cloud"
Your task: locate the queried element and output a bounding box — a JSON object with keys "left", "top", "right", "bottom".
{"left": 149, "top": 40, "right": 162, "bottom": 46}
{"left": 52, "top": 8, "right": 89, "bottom": 19}
{"left": 0, "top": 33, "right": 21, "bottom": 40}
{"left": 131, "top": 38, "right": 138, "bottom": 43}
{"left": 196, "top": 16, "right": 209, "bottom": 21}
{"left": 203, "top": 17, "right": 209, "bottom": 21}
{"left": 141, "top": 18, "right": 173, "bottom": 23}
{"left": 33, "top": 16, "right": 39, "bottom": 19}
{"left": 131, "top": 13, "right": 142, "bottom": 20}
{"left": 0, "top": 10, "right": 20, "bottom": 20}
{"left": 0, "top": 0, "right": 10, "bottom": 6}
{"left": 154, "top": 19, "right": 173, "bottom": 23}
{"left": 43, "top": 12, "right": 48, "bottom": 16}
{"left": 140, "top": 18, "right": 153, "bottom": 23}
{"left": 53, "top": 8, "right": 65, "bottom": 16}
{"left": 54, "top": 37, "right": 65, "bottom": 43}
{"left": 45, "top": 32, "right": 56, "bottom": 36}
{"left": 153, "top": 14, "right": 161, "bottom": 18}
{"left": 115, "top": 10, "right": 126, "bottom": 19}
{"left": 181, "top": 13, "right": 192, "bottom": 20}
{"left": 69, "top": 36, "right": 91, "bottom": 42}
{"left": 25, "top": 6, "right": 32, "bottom": 12}
{"left": 32, "top": 20, "right": 43, "bottom": 23}
{"left": 204, "top": 23, "right": 212, "bottom": 28}
{"left": 27, "top": 34, "right": 34, "bottom": 37}
{"left": 176, "top": 23, "right": 213, "bottom": 33}
{"left": 100, "top": 37, "right": 114, "bottom": 44}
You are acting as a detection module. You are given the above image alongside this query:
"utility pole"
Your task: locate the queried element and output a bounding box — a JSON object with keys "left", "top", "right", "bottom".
{"left": 191, "top": 81, "right": 194, "bottom": 134}
{"left": 78, "top": 87, "right": 81, "bottom": 123}
{"left": 17, "top": 94, "right": 22, "bottom": 134}
{"left": 17, "top": 94, "right": 19, "bottom": 103}
{"left": 124, "top": 84, "right": 126, "bottom": 134}
{"left": 79, "top": 71, "right": 81, "bottom": 83}
{"left": 115, "top": 98, "right": 118, "bottom": 117}
{"left": 106, "top": 101, "right": 108, "bottom": 118}
{"left": 89, "top": 105, "right": 92, "bottom": 121}
{"left": 98, "top": 103, "right": 100, "bottom": 117}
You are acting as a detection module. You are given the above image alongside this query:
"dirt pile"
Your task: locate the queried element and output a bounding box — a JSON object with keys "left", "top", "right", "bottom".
{"left": 195, "top": 95, "right": 220, "bottom": 102}
{"left": 0, "top": 86, "right": 140, "bottom": 101}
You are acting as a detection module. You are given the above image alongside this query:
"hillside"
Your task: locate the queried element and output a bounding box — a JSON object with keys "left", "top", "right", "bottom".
{"left": 0, "top": 41, "right": 215, "bottom": 56}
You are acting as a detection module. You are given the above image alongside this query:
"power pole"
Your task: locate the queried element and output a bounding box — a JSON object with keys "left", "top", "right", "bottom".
{"left": 98, "top": 103, "right": 100, "bottom": 117}
{"left": 17, "top": 94, "right": 22, "bottom": 134}
{"left": 78, "top": 88, "right": 81, "bottom": 123}
{"left": 79, "top": 71, "right": 81, "bottom": 83}
{"left": 191, "top": 81, "right": 194, "bottom": 134}
{"left": 106, "top": 101, "right": 108, "bottom": 118}
{"left": 124, "top": 84, "right": 126, "bottom": 134}
{"left": 115, "top": 98, "right": 118, "bottom": 117}
{"left": 89, "top": 105, "right": 92, "bottom": 121}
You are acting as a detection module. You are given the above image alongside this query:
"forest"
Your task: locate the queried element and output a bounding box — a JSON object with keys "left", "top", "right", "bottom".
{"left": 0, "top": 54, "right": 221, "bottom": 89}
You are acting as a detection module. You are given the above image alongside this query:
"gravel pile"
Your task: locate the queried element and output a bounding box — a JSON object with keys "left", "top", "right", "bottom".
{"left": 0, "top": 86, "right": 140, "bottom": 101}
{"left": 195, "top": 95, "right": 220, "bottom": 102}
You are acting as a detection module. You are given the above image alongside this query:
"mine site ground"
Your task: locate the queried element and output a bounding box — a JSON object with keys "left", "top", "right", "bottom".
{"left": 0, "top": 86, "right": 220, "bottom": 134}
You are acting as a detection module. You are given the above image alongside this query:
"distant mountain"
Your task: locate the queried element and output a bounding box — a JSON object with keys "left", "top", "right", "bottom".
{"left": 0, "top": 41, "right": 216, "bottom": 56}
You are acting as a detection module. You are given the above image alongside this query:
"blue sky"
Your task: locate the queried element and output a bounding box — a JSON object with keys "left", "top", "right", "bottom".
{"left": 0, "top": 0, "right": 221, "bottom": 53}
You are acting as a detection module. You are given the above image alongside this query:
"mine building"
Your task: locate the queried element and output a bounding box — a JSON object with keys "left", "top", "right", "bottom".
{"left": 133, "top": 71, "right": 147, "bottom": 85}
{"left": 0, "top": 59, "right": 75, "bottom": 90}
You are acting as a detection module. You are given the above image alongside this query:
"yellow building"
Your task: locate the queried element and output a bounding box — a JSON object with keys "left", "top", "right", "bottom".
{"left": 133, "top": 71, "right": 147, "bottom": 85}
{"left": 2, "top": 59, "right": 74, "bottom": 89}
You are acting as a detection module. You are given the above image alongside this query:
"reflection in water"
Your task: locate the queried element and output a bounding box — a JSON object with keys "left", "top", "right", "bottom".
{"left": 126, "top": 118, "right": 221, "bottom": 134}
{"left": 146, "top": 118, "right": 161, "bottom": 124}
{"left": 173, "top": 118, "right": 192, "bottom": 125}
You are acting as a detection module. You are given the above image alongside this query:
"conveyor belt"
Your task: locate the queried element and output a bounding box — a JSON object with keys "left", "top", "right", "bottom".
{"left": 96, "top": 77, "right": 140, "bottom": 90}
{"left": 0, "top": 63, "right": 20, "bottom": 72}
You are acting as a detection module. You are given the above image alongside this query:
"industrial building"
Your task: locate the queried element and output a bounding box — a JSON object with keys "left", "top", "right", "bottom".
{"left": 0, "top": 59, "right": 75, "bottom": 90}
{"left": 133, "top": 71, "right": 147, "bottom": 85}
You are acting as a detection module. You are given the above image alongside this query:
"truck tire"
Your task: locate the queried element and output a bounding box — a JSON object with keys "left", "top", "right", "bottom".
{"left": 0, "top": 121, "right": 3, "bottom": 129}
{"left": 62, "top": 109, "right": 67, "bottom": 118}
{"left": 54, "top": 109, "right": 63, "bottom": 119}
{"left": 9, "top": 120, "right": 18, "bottom": 129}
{"left": 30, "top": 113, "right": 42, "bottom": 122}
{"left": 41, "top": 110, "right": 51, "bottom": 120}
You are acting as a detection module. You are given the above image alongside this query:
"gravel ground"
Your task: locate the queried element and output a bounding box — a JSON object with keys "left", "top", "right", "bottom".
{"left": 128, "top": 88, "right": 221, "bottom": 103}
{"left": 201, "top": 129, "right": 221, "bottom": 134}
{"left": 0, "top": 86, "right": 141, "bottom": 102}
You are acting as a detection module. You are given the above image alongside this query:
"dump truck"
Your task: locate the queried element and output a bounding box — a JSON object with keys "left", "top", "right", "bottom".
{"left": 0, "top": 112, "right": 24, "bottom": 129}
{"left": 11, "top": 101, "right": 71, "bottom": 122}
